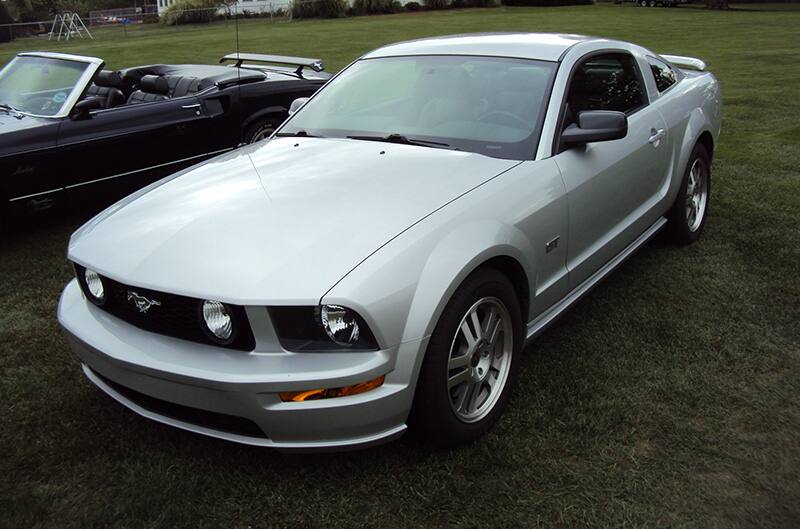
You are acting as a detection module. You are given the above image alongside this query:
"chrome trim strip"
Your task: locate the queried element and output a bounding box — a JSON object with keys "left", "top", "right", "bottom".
{"left": 8, "top": 148, "right": 233, "bottom": 201}
{"left": 8, "top": 187, "right": 63, "bottom": 202}
{"left": 525, "top": 216, "right": 667, "bottom": 342}
{"left": 63, "top": 148, "right": 232, "bottom": 190}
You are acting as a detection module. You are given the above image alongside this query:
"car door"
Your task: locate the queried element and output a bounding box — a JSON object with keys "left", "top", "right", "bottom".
{"left": 0, "top": 116, "right": 61, "bottom": 213}
{"left": 57, "top": 93, "right": 225, "bottom": 201}
{"left": 552, "top": 52, "right": 669, "bottom": 288}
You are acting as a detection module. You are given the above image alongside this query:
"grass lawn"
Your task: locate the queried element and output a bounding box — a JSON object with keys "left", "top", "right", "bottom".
{"left": 1, "top": 4, "right": 799, "bottom": 528}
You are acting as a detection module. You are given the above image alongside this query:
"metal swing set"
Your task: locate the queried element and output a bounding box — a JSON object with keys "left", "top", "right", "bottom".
{"left": 49, "top": 12, "right": 93, "bottom": 41}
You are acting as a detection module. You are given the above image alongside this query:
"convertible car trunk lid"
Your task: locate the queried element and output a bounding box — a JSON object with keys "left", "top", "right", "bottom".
{"left": 68, "top": 137, "right": 518, "bottom": 304}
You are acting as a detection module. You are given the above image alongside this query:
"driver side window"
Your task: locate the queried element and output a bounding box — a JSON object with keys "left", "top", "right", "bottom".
{"left": 564, "top": 53, "right": 647, "bottom": 125}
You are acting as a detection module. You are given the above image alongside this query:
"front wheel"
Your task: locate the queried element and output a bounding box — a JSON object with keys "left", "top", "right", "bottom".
{"left": 667, "top": 143, "right": 711, "bottom": 244}
{"left": 243, "top": 116, "right": 281, "bottom": 144}
{"left": 411, "top": 268, "right": 523, "bottom": 447}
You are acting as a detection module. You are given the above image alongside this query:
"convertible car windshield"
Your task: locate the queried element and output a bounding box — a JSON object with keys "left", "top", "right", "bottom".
{"left": 281, "top": 55, "right": 556, "bottom": 160}
{"left": 0, "top": 55, "right": 91, "bottom": 117}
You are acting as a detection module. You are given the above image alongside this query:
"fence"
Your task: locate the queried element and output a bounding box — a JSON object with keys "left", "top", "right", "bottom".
{"left": 0, "top": 3, "right": 294, "bottom": 45}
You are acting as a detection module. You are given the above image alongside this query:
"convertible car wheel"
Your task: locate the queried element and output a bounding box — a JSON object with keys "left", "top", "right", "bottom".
{"left": 244, "top": 117, "right": 280, "bottom": 144}
{"left": 667, "top": 143, "right": 711, "bottom": 244}
{"left": 412, "top": 268, "right": 523, "bottom": 447}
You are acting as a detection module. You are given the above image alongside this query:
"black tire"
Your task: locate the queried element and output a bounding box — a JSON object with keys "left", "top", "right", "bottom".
{"left": 411, "top": 267, "right": 524, "bottom": 448}
{"left": 242, "top": 115, "right": 281, "bottom": 144}
{"left": 666, "top": 143, "right": 711, "bottom": 245}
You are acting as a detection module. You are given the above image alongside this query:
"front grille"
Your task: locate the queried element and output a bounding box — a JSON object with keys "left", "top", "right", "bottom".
{"left": 75, "top": 265, "right": 255, "bottom": 351}
{"left": 93, "top": 369, "right": 267, "bottom": 439}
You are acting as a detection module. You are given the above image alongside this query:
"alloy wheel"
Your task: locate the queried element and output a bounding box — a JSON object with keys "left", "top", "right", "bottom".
{"left": 446, "top": 297, "right": 513, "bottom": 423}
{"left": 685, "top": 158, "right": 708, "bottom": 232}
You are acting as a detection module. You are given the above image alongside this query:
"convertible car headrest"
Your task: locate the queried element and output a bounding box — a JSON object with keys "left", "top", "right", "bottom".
{"left": 94, "top": 70, "right": 124, "bottom": 88}
{"left": 139, "top": 74, "right": 169, "bottom": 95}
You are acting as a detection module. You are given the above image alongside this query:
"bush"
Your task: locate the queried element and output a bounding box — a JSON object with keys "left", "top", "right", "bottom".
{"left": 423, "top": 0, "right": 449, "bottom": 8}
{"left": 160, "top": 0, "right": 219, "bottom": 25}
{"left": 405, "top": 0, "right": 422, "bottom": 9}
{"left": 142, "top": 13, "right": 159, "bottom": 23}
{"left": 502, "top": 0, "right": 592, "bottom": 5}
{"left": 291, "top": 0, "right": 347, "bottom": 18}
{"left": 351, "top": 0, "right": 398, "bottom": 14}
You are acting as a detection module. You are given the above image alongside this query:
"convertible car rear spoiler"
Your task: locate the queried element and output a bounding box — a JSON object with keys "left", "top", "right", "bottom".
{"left": 219, "top": 53, "right": 325, "bottom": 75}
{"left": 661, "top": 54, "right": 707, "bottom": 72}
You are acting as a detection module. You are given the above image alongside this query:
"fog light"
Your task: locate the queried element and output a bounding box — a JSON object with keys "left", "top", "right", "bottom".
{"left": 84, "top": 268, "right": 105, "bottom": 303}
{"left": 279, "top": 375, "right": 385, "bottom": 402}
{"left": 202, "top": 300, "right": 233, "bottom": 342}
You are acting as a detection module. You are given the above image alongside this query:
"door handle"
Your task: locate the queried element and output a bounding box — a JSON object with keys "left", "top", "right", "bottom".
{"left": 648, "top": 128, "right": 665, "bottom": 145}
{"left": 181, "top": 103, "right": 202, "bottom": 116}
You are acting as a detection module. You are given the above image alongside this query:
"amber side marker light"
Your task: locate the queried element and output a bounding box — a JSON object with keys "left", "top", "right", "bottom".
{"left": 279, "top": 375, "right": 386, "bottom": 402}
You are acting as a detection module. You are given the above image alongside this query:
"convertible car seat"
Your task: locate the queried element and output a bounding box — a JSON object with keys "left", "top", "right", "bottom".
{"left": 126, "top": 74, "right": 202, "bottom": 105}
{"left": 126, "top": 75, "right": 170, "bottom": 105}
{"left": 164, "top": 75, "right": 202, "bottom": 98}
{"left": 84, "top": 70, "right": 126, "bottom": 109}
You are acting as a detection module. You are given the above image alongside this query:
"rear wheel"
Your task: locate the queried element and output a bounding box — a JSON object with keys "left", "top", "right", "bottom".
{"left": 243, "top": 116, "right": 281, "bottom": 144}
{"left": 667, "top": 143, "right": 711, "bottom": 244}
{"left": 411, "top": 268, "right": 523, "bottom": 447}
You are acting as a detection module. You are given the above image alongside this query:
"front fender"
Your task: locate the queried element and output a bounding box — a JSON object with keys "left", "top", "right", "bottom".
{"left": 404, "top": 221, "right": 534, "bottom": 344}
{"left": 322, "top": 216, "right": 534, "bottom": 350}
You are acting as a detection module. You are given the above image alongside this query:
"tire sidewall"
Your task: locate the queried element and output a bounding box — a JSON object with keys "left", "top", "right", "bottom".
{"left": 244, "top": 116, "right": 280, "bottom": 144}
{"left": 669, "top": 143, "right": 711, "bottom": 244}
{"left": 412, "top": 267, "right": 524, "bottom": 447}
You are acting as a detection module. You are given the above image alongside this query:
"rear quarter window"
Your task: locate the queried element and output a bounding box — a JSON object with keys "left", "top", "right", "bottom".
{"left": 648, "top": 57, "right": 678, "bottom": 93}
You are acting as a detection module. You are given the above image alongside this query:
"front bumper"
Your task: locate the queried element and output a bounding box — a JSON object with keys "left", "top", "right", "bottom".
{"left": 58, "top": 279, "right": 423, "bottom": 451}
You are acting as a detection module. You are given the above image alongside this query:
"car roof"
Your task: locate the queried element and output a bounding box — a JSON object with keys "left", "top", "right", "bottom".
{"left": 362, "top": 32, "right": 600, "bottom": 62}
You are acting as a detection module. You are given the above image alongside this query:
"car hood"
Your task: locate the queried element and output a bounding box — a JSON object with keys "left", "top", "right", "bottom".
{"left": 69, "top": 137, "right": 519, "bottom": 304}
{"left": 0, "top": 113, "right": 54, "bottom": 155}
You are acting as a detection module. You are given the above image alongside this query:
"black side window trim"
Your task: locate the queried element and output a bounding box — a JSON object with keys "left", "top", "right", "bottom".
{"left": 551, "top": 49, "right": 650, "bottom": 156}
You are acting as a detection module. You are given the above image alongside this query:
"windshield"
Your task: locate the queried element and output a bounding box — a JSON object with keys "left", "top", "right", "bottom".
{"left": 0, "top": 56, "right": 92, "bottom": 117}
{"left": 280, "top": 55, "right": 556, "bottom": 160}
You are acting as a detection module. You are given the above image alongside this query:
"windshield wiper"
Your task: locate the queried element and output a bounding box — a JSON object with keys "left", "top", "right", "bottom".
{"left": 347, "top": 133, "right": 450, "bottom": 148}
{"left": 274, "top": 130, "right": 321, "bottom": 138}
{"left": 0, "top": 103, "right": 23, "bottom": 117}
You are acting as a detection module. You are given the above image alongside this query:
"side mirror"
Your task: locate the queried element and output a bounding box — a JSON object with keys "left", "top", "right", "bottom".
{"left": 560, "top": 110, "right": 627, "bottom": 147}
{"left": 70, "top": 96, "right": 105, "bottom": 119}
{"left": 288, "top": 97, "right": 309, "bottom": 117}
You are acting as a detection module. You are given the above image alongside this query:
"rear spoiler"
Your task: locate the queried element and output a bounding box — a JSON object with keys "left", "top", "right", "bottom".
{"left": 219, "top": 53, "right": 325, "bottom": 75}
{"left": 661, "top": 54, "right": 706, "bottom": 72}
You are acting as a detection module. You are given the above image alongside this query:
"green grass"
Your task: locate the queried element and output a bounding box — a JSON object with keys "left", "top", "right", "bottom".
{"left": 1, "top": 4, "right": 799, "bottom": 528}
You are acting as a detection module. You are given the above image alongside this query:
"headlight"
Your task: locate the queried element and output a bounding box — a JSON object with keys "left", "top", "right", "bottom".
{"left": 320, "top": 304, "right": 360, "bottom": 347}
{"left": 201, "top": 300, "right": 233, "bottom": 343}
{"left": 269, "top": 305, "right": 378, "bottom": 352}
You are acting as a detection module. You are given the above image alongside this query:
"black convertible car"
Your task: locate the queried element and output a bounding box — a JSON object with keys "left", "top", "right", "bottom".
{"left": 0, "top": 51, "right": 330, "bottom": 218}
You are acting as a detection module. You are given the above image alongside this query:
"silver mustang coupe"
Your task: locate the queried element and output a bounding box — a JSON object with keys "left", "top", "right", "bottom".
{"left": 58, "top": 33, "right": 721, "bottom": 451}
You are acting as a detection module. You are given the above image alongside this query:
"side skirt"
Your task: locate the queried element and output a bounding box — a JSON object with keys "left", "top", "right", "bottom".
{"left": 525, "top": 216, "right": 668, "bottom": 343}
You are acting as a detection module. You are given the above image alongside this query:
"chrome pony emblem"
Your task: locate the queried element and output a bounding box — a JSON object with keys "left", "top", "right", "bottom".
{"left": 127, "top": 291, "right": 161, "bottom": 313}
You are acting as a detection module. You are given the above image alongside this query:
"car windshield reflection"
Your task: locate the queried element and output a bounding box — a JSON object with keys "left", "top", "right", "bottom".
{"left": 280, "top": 55, "right": 557, "bottom": 160}
{"left": 0, "top": 55, "right": 91, "bottom": 117}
